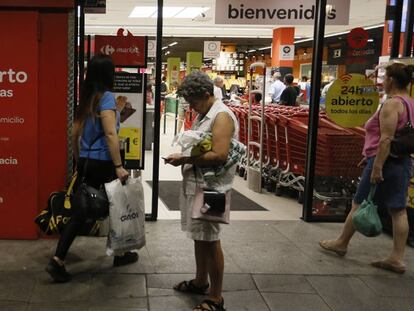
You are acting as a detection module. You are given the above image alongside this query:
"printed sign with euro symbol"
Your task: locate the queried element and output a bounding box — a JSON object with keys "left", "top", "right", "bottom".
{"left": 326, "top": 74, "right": 379, "bottom": 128}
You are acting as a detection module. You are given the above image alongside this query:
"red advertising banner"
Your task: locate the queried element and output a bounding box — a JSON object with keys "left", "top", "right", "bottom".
{"left": 0, "top": 11, "right": 39, "bottom": 239}
{"left": 95, "top": 35, "right": 147, "bottom": 67}
{"left": 0, "top": 0, "right": 74, "bottom": 8}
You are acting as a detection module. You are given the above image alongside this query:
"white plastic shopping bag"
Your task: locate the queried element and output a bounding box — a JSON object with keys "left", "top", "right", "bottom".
{"left": 105, "top": 177, "right": 146, "bottom": 255}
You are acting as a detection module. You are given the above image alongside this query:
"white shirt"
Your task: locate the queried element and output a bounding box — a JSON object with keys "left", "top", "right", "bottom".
{"left": 321, "top": 81, "right": 334, "bottom": 98}
{"left": 214, "top": 86, "right": 223, "bottom": 101}
{"left": 298, "top": 81, "right": 309, "bottom": 91}
{"left": 269, "top": 80, "right": 286, "bottom": 103}
{"left": 182, "top": 100, "right": 239, "bottom": 194}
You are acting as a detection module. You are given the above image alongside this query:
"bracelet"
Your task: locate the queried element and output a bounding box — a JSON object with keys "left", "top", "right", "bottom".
{"left": 114, "top": 164, "right": 123, "bottom": 168}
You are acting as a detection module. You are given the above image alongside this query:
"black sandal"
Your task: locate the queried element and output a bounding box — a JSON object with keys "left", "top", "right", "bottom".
{"left": 194, "top": 298, "right": 225, "bottom": 311}
{"left": 173, "top": 279, "right": 209, "bottom": 295}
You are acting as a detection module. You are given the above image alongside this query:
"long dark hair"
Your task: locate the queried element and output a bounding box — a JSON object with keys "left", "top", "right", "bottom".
{"left": 76, "top": 54, "right": 115, "bottom": 132}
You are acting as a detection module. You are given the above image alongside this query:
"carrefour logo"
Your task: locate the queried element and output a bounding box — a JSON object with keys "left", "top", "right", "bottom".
{"left": 101, "top": 45, "right": 115, "bottom": 55}
{"left": 100, "top": 45, "right": 141, "bottom": 56}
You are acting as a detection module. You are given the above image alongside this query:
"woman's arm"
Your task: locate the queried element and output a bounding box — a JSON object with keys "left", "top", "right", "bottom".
{"left": 371, "top": 99, "right": 403, "bottom": 183}
{"left": 100, "top": 110, "right": 129, "bottom": 181}
{"left": 166, "top": 112, "right": 234, "bottom": 167}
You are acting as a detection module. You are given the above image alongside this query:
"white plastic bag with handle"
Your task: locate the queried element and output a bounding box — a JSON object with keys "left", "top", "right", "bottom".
{"left": 105, "top": 177, "right": 146, "bottom": 255}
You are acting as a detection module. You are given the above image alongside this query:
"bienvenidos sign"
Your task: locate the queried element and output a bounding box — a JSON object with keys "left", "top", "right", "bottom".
{"left": 215, "top": 0, "right": 350, "bottom": 25}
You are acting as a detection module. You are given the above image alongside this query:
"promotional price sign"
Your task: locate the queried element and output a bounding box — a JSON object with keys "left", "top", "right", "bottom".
{"left": 113, "top": 72, "right": 146, "bottom": 169}
{"left": 326, "top": 74, "right": 379, "bottom": 128}
{"left": 0, "top": 11, "right": 39, "bottom": 238}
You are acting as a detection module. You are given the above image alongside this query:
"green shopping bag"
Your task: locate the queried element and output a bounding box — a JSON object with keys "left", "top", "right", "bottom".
{"left": 352, "top": 185, "right": 382, "bottom": 237}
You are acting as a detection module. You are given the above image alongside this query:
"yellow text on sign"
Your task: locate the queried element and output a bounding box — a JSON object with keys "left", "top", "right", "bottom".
{"left": 326, "top": 74, "right": 379, "bottom": 128}
{"left": 119, "top": 127, "right": 142, "bottom": 161}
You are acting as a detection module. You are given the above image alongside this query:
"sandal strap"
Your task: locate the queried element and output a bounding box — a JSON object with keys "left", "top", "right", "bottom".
{"left": 175, "top": 279, "right": 209, "bottom": 294}
{"left": 195, "top": 299, "right": 225, "bottom": 311}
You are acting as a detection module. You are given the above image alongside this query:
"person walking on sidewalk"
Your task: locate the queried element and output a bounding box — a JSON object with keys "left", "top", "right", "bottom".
{"left": 319, "top": 62, "right": 414, "bottom": 274}
{"left": 164, "top": 71, "right": 239, "bottom": 311}
{"left": 45, "top": 55, "right": 137, "bottom": 283}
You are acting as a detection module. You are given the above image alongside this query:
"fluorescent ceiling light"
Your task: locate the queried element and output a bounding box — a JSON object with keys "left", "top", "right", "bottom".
{"left": 258, "top": 46, "right": 272, "bottom": 50}
{"left": 129, "top": 6, "right": 156, "bottom": 18}
{"left": 151, "top": 7, "right": 185, "bottom": 18}
{"left": 168, "top": 41, "right": 178, "bottom": 47}
{"left": 294, "top": 24, "right": 384, "bottom": 44}
{"left": 247, "top": 49, "right": 257, "bottom": 53}
{"left": 162, "top": 46, "right": 169, "bottom": 50}
{"left": 174, "top": 7, "right": 209, "bottom": 19}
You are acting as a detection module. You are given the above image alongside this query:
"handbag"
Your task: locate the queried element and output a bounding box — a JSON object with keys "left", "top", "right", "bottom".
{"left": 71, "top": 132, "right": 110, "bottom": 221}
{"left": 191, "top": 166, "right": 231, "bottom": 224}
{"left": 34, "top": 172, "right": 100, "bottom": 236}
{"left": 390, "top": 96, "right": 414, "bottom": 157}
{"left": 352, "top": 186, "right": 382, "bottom": 237}
{"left": 191, "top": 187, "right": 231, "bottom": 224}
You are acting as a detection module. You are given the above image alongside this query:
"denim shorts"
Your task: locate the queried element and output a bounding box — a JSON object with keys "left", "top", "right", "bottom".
{"left": 354, "top": 156, "right": 412, "bottom": 209}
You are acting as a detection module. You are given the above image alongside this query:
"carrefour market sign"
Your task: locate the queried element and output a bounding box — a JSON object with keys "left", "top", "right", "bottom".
{"left": 326, "top": 74, "right": 379, "bottom": 128}
{"left": 215, "top": 0, "right": 350, "bottom": 25}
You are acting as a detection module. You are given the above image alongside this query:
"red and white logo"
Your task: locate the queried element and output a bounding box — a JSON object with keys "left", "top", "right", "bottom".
{"left": 100, "top": 45, "right": 115, "bottom": 55}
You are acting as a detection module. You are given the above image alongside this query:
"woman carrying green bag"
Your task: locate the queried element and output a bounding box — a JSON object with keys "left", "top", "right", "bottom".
{"left": 319, "top": 62, "right": 414, "bottom": 274}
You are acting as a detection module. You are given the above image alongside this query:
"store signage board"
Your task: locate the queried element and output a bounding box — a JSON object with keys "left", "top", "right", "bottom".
{"left": 280, "top": 45, "right": 294, "bottom": 60}
{"left": 325, "top": 74, "right": 379, "bottom": 128}
{"left": 148, "top": 40, "right": 156, "bottom": 58}
{"left": 0, "top": 11, "right": 39, "bottom": 238}
{"left": 204, "top": 41, "right": 221, "bottom": 58}
{"left": 113, "top": 72, "right": 146, "bottom": 169}
{"left": 215, "top": 0, "right": 350, "bottom": 25}
{"left": 95, "top": 35, "right": 147, "bottom": 67}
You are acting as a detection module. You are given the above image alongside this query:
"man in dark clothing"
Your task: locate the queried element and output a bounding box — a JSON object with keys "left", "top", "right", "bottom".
{"left": 279, "top": 74, "right": 299, "bottom": 106}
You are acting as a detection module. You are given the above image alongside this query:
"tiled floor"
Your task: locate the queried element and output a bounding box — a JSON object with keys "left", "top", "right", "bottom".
{"left": 1, "top": 220, "right": 414, "bottom": 311}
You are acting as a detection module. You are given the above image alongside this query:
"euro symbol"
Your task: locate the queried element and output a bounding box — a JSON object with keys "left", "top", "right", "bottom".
{"left": 133, "top": 138, "right": 139, "bottom": 145}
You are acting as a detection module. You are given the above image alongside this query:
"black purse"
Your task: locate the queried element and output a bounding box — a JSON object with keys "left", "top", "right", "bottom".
{"left": 203, "top": 189, "right": 226, "bottom": 214}
{"left": 390, "top": 97, "right": 414, "bottom": 158}
{"left": 72, "top": 132, "right": 110, "bottom": 220}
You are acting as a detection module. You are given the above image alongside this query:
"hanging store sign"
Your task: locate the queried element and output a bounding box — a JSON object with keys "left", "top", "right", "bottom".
{"left": 147, "top": 40, "right": 156, "bottom": 58}
{"left": 326, "top": 74, "right": 379, "bottom": 128}
{"left": 113, "top": 72, "right": 146, "bottom": 169}
{"left": 204, "top": 41, "right": 221, "bottom": 58}
{"left": 215, "top": 0, "right": 350, "bottom": 25}
{"left": 95, "top": 35, "right": 147, "bottom": 67}
{"left": 280, "top": 45, "right": 295, "bottom": 60}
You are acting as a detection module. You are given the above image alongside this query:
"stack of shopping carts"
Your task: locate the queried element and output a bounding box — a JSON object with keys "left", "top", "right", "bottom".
{"left": 228, "top": 104, "right": 365, "bottom": 215}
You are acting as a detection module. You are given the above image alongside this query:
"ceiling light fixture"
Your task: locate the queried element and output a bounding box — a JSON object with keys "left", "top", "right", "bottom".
{"left": 151, "top": 7, "right": 185, "bottom": 18}
{"left": 168, "top": 41, "right": 178, "bottom": 47}
{"left": 258, "top": 46, "right": 272, "bottom": 51}
{"left": 174, "top": 7, "right": 209, "bottom": 19}
{"left": 129, "top": 6, "right": 157, "bottom": 18}
{"left": 247, "top": 49, "right": 257, "bottom": 53}
{"left": 294, "top": 24, "right": 384, "bottom": 44}
{"left": 162, "top": 46, "right": 168, "bottom": 50}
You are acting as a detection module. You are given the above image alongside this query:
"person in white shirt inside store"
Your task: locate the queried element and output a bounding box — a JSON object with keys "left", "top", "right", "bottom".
{"left": 213, "top": 76, "right": 225, "bottom": 102}
{"left": 268, "top": 72, "right": 286, "bottom": 104}
{"left": 321, "top": 76, "right": 335, "bottom": 99}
